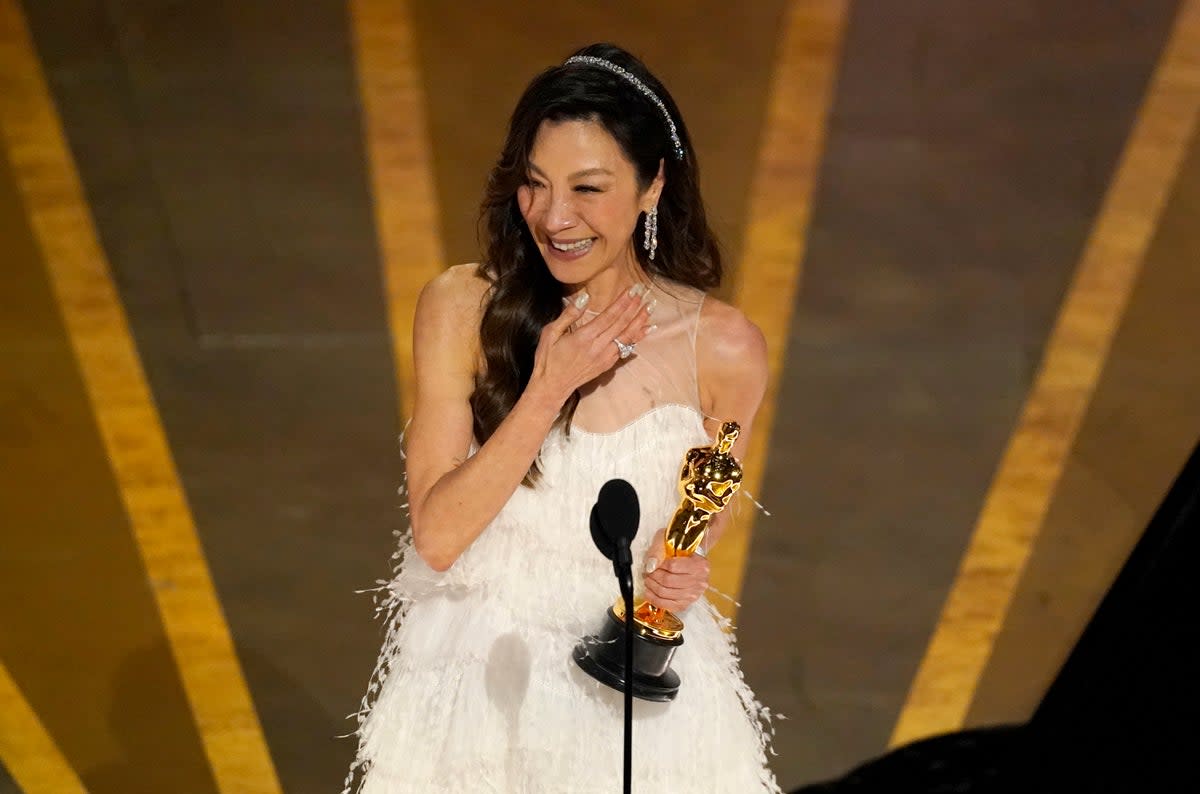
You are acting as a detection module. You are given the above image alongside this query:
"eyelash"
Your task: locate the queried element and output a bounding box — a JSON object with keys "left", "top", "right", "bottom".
{"left": 525, "top": 180, "right": 602, "bottom": 194}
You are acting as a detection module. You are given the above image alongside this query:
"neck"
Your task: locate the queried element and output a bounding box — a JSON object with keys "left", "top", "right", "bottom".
{"left": 571, "top": 250, "right": 652, "bottom": 312}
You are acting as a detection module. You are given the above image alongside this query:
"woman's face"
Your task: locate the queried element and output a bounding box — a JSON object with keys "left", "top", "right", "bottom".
{"left": 517, "top": 118, "right": 661, "bottom": 287}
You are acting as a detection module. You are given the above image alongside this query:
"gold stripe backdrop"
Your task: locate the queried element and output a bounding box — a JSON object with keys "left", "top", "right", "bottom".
{"left": 891, "top": 0, "right": 1200, "bottom": 746}
{"left": 0, "top": 1, "right": 282, "bottom": 789}
{"left": 0, "top": 661, "right": 86, "bottom": 794}
{"left": 350, "top": 0, "right": 447, "bottom": 427}
{"left": 713, "top": 0, "right": 851, "bottom": 610}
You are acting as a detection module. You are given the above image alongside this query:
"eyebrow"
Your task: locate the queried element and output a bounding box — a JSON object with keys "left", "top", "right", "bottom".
{"left": 527, "top": 163, "right": 615, "bottom": 180}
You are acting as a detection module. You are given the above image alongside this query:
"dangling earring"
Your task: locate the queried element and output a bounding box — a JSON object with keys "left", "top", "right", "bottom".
{"left": 642, "top": 206, "right": 658, "bottom": 261}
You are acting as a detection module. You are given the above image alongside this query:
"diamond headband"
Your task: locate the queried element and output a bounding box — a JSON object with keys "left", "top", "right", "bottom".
{"left": 562, "top": 55, "right": 685, "bottom": 161}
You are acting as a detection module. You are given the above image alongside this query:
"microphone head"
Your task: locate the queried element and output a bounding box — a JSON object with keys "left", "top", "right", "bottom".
{"left": 590, "top": 503, "right": 615, "bottom": 561}
{"left": 590, "top": 478, "right": 640, "bottom": 561}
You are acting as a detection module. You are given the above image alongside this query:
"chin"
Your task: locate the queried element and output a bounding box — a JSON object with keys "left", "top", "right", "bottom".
{"left": 545, "top": 268, "right": 596, "bottom": 288}
{"left": 540, "top": 248, "right": 612, "bottom": 287}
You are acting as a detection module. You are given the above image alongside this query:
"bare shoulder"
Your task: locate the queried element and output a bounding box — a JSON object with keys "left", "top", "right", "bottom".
{"left": 414, "top": 263, "right": 492, "bottom": 371}
{"left": 697, "top": 295, "right": 768, "bottom": 376}
{"left": 695, "top": 295, "right": 767, "bottom": 420}
{"left": 418, "top": 262, "right": 492, "bottom": 319}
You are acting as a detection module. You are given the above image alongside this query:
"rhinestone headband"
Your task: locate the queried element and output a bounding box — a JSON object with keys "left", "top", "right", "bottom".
{"left": 562, "top": 55, "right": 685, "bottom": 161}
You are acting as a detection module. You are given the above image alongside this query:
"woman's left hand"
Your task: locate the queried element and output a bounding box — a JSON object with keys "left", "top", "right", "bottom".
{"left": 642, "top": 529, "right": 710, "bottom": 612}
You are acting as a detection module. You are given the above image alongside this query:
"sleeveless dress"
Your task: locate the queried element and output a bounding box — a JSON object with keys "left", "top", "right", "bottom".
{"left": 345, "top": 280, "right": 780, "bottom": 793}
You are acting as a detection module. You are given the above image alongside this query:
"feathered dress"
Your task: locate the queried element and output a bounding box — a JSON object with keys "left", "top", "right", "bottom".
{"left": 345, "top": 280, "right": 780, "bottom": 793}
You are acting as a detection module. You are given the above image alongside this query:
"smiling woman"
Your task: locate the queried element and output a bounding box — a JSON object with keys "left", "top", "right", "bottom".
{"left": 344, "top": 43, "right": 776, "bottom": 793}
{"left": 469, "top": 43, "right": 723, "bottom": 488}
{"left": 522, "top": 125, "right": 657, "bottom": 276}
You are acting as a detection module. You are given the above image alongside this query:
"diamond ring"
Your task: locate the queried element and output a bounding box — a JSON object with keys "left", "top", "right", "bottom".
{"left": 613, "top": 337, "right": 636, "bottom": 360}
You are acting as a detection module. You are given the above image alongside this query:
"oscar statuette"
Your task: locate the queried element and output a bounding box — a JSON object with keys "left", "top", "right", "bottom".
{"left": 573, "top": 422, "right": 744, "bottom": 701}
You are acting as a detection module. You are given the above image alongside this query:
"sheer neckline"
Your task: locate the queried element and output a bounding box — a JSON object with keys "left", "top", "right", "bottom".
{"left": 573, "top": 278, "right": 697, "bottom": 321}
{"left": 563, "top": 281, "right": 706, "bottom": 434}
{"left": 566, "top": 402, "right": 705, "bottom": 438}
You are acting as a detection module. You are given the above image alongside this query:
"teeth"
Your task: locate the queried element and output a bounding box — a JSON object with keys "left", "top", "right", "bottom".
{"left": 550, "top": 238, "right": 594, "bottom": 252}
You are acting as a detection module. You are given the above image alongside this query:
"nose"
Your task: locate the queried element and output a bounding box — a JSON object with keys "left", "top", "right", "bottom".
{"left": 542, "top": 191, "right": 577, "bottom": 233}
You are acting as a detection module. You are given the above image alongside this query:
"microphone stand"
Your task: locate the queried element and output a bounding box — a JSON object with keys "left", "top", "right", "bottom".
{"left": 614, "top": 539, "right": 634, "bottom": 794}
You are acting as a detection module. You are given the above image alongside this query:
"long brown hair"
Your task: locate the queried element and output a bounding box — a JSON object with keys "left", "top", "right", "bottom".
{"left": 472, "top": 43, "right": 722, "bottom": 484}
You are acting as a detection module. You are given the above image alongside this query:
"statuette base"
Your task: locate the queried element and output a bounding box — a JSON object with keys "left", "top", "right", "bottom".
{"left": 572, "top": 605, "right": 682, "bottom": 702}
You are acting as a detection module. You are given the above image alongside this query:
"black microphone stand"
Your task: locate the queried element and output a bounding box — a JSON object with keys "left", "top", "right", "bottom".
{"left": 579, "top": 479, "right": 642, "bottom": 793}
{"left": 613, "top": 538, "right": 634, "bottom": 794}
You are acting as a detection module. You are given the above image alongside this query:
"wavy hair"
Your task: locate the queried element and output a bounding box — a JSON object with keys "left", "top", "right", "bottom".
{"left": 472, "top": 43, "right": 722, "bottom": 484}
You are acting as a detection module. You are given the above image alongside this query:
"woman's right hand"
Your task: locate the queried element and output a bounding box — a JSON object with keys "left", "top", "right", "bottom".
{"left": 529, "top": 284, "right": 655, "bottom": 402}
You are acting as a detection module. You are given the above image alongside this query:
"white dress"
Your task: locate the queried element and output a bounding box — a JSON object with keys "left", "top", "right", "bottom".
{"left": 345, "top": 280, "right": 780, "bottom": 793}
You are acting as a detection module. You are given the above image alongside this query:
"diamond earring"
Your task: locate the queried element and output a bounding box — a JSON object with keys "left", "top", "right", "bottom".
{"left": 642, "top": 206, "right": 658, "bottom": 260}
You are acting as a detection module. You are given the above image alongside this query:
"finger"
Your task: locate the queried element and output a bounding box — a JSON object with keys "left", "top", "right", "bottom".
{"left": 645, "top": 567, "right": 696, "bottom": 590}
{"left": 647, "top": 573, "right": 707, "bottom": 596}
{"left": 647, "top": 564, "right": 697, "bottom": 584}
{"left": 643, "top": 580, "right": 689, "bottom": 610}
{"left": 645, "top": 572, "right": 707, "bottom": 598}
{"left": 545, "top": 291, "right": 592, "bottom": 340}
{"left": 591, "top": 305, "right": 650, "bottom": 369}
{"left": 643, "top": 529, "right": 666, "bottom": 569}
{"left": 646, "top": 566, "right": 709, "bottom": 591}
{"left": 584, "top": 286, "right": 647, "bottom": 341}
{"left": 660, "top": 555, "right": 709, "bottom": 570}
{"left": 643, "top": 585, "right": 702, "bottom": 612}
{"left": 658, "top": 556, "right": 711, "bottom": 577}
{"left": 613, "top": 302, "right": 655, "bottom": 347}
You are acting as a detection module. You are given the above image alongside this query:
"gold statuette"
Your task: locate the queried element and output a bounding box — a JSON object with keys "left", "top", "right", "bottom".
{"left": 629, "top": 421, "right": 743, "bottom": 639}
{"left": 573, "top": 421, "right": 744, "bottom": 701}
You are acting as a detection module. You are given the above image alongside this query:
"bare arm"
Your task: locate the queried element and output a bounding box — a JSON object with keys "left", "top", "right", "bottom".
{"left": 406, "top": 266, "right": 654, "bottom": 571}
{"left": 695, "top": 302, "right": 768, "bottom": 549}
{"left": 643, "top": 299, "right": 768, "bottom": 610}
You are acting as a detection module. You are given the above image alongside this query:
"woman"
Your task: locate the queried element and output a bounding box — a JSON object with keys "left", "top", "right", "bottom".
{"left": 345, "top": 43, "right": 779, "bottom": 793}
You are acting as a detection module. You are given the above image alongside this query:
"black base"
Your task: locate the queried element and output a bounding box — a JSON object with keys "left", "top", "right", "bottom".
{"left": 572, "top": 606, "right": 682, "bottom": 702}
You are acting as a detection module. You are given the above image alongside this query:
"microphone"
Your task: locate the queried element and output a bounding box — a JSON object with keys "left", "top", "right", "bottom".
{"left": 583, "top": 478, "right": 642, "bottom": 794}
{"left": 590, "top": 479, "right": 640, "bottom": 601}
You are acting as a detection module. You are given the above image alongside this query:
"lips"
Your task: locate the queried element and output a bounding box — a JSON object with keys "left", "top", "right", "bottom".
{"left": 545, "top": 237, "right": 596, "bottom": 261}
{"left": 549, "top": 237, "right": 595, "bottom": 252}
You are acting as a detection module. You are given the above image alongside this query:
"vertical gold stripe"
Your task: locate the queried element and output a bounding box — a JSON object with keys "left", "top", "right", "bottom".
{"left": 0, "top": 2, "right": 282, "bottom": 790}
{"left": 891, "top": 0, "right": 1200, "bottom": 746}
{"left": 349, "top": 0, "right": 446, "bottom": 425}
{"left": 713, "top": 0, "right": 850, "bottom": 608}
{"left": 0, "top": 660, "right": 86, "bottom": 794}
